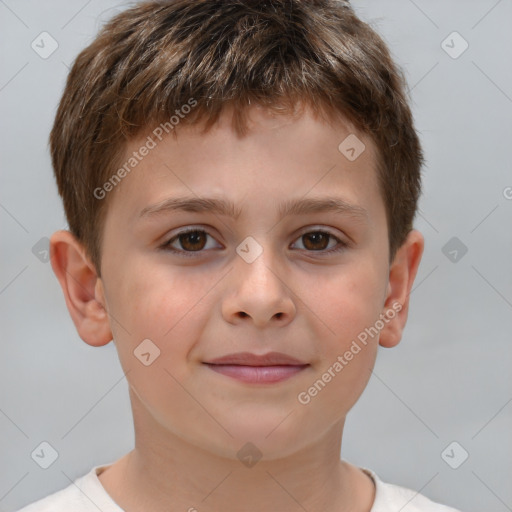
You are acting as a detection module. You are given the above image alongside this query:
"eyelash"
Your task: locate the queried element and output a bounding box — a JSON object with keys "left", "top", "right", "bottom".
{"left": 160, "top": 227, "right": 348, "bottom": 258}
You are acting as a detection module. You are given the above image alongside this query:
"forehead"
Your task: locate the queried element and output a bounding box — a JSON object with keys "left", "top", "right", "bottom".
{"left": 104, "top": 106, "right": 383, "bottom": 227}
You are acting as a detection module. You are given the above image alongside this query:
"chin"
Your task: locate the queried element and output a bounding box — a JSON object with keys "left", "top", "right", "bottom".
{"left": 206, "top": 414, "right": 313, "bottom": 461}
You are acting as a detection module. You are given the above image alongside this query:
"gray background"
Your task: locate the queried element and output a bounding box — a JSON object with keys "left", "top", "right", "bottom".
{"left": 1, "top": 1, "right": 511, "bottom": 511}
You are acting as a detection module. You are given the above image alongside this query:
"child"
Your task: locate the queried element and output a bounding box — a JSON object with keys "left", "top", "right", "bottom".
{"left": 17, "top": 1, "right": 462, "bottom": 510}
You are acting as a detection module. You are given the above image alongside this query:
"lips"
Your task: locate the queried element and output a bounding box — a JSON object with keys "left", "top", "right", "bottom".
{"left": 205, "top": 351, "right": 307, "bottom": 366}
{"left": 203, "top": 351, "right": 310, "bottom": 384}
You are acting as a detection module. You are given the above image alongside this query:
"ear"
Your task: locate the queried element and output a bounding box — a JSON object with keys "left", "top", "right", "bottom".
{"left": 49, "top": 230, "right": 113, "bottom": 347}
{"left": 378, "top": 229, "right": 424, "bottom": 348}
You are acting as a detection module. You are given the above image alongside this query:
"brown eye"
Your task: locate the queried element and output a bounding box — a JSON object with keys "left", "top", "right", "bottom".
{"left": 291, "top": 229, "right": 347, "bottom": 255}
{"left": 162, "top": 227, "right": 347, "bottom": 258}
{"left": 177, "top": 231, "right": 207, "bottom": 251}
{"left": 163, "top": 228, "right": 221, "bottom": 255}
{"left": 301, "top": 232, "right": 330, "bottom": 251}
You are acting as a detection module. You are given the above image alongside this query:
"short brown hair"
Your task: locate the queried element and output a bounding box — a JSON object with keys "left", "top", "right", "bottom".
{"left": 50, "top": 0, "right": 423, "bottom": 276}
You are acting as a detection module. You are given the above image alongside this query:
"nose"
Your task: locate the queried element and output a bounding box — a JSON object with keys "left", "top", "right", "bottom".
{"left": 221, "top": 249, "right": 296, "bottom": 328}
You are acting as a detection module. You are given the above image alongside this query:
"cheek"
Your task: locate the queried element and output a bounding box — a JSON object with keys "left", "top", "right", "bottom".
{"left": 108, "top": 265, "right": 215, "bottom": 371}
{"left": 108, "top": 273, "right": 203, "bottom": 418}
{"left": 110, "top": 260, "right": 184, "bottom": 332}
{"left": 298, "top": 281, "right": 381, "bottom": 422}
{"left": 282, "top": 266, "right": 381, "bottom": 412}
{"left": 303, "top": 260, "right": 385, "bottom": 349}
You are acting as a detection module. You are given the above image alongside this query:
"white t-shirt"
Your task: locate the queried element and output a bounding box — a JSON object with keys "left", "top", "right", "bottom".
{"left": 15, "top": 462, "right": 462, "bottom": 512}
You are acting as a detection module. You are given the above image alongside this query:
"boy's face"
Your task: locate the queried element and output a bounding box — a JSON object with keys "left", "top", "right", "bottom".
{"left": 53, "top": 105, "right": 423, "bottom": 460}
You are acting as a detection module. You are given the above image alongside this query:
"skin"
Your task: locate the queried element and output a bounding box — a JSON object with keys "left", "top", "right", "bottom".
{"left": 50, "top": 105, "right": 424, "bottom": 512}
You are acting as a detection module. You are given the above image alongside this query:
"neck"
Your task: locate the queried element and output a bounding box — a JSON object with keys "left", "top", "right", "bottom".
{"left": 98, "top": 390, "right": 375, "bottom": 512}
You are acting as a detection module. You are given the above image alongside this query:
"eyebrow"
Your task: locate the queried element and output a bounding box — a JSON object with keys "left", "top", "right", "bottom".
{"left": 138, "top": 196, "right": 368, "bottom": 221}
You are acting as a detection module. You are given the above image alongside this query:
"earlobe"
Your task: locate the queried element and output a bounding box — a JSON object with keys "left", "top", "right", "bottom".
{"left": 49, "top": 230, "right": 113, "bottom": 347}
{"left": 378, "top": 230, "right": 424, "bottom": 348}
